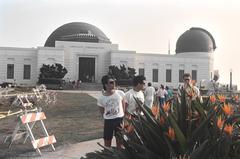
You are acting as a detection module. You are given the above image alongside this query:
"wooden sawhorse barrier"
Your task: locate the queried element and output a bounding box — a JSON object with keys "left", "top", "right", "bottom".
{"left": 4, "top": 111, "right": 56, "bottom": 156}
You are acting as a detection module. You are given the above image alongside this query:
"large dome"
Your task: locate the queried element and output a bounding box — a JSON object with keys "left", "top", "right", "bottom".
{"left": 44, "top": 22, "right": 111, "bottom": 47}
{"left": 175, "top": 27, "right": 216, "bottom": 53}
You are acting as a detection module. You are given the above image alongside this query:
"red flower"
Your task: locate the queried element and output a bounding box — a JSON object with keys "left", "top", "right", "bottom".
{"left": 151, "top": 106, "right": 159, "bottom": 117}
{"left": 160, "top": 116, "right": 165, "bottom": 125}
{"left": 166, "top": 127, "right": 175, "bottom": 140}
{"left": 210, "top": 95, "right": 216, "bottom": 103}
{"left": 162, "top": 102, "right": 170, "bottom": 112}
{"left": 224, "top": 124, "right": 233, "bottom": 135}
{"left": 222, "top": 103, "right": 233, "bottom": 116}
{"left": 217, "top": 116, "right": 224, "bottom": 129}
{"left": 218, "top": 95, "right": 226, "bottom": 103}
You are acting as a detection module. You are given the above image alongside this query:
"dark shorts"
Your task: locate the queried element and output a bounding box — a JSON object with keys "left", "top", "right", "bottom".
{"left": 104, "top": 117, "right": 123, "bottom": 140}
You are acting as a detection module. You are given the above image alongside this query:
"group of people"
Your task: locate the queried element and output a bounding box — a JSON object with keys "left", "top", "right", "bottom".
{"left": 97, "top": 73, "right": 201, "bottom": 149}
{"left": 144, "top": 82, "right": 173, "bottom": 108}
{"left": 97, "top": 75, "right": 146, "bottom": 149}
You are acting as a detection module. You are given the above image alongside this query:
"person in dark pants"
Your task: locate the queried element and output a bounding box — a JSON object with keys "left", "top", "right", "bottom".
{"left": 97, "top": 75, "right": 125, "bottom": 149}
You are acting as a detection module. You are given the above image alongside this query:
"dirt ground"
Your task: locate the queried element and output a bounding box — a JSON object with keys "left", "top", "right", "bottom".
{"left": 0, "top": 92, "right": 103, "bottom": 158}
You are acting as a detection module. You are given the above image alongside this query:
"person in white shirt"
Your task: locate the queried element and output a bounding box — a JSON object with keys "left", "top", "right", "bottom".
{"left": 179, "top": 73, "right": 202, "bottom": 103}
{"left": 97, "top": 75, "right": 125, "bottom": 149}
{"left": 125, "top": 75, "right": 146, "bottom": 115}
{"left": 144, "top": 82, "right": 156, "bottom": 108}
{"left": 157, "top": 84, "right": 168, "bottom": 107}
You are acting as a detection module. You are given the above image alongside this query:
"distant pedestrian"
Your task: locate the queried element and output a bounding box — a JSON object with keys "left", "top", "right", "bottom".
{"left": 97, "top": 75, "right": 125, "bottom": 149}
{"left": 157, "top": 84, "right": 168, "bottom": 107}
{"left": 165, "top": 86, "right": 173, "bottom": 101}
{"left": 72, "top": 80, "right": 76, "bottom": 89}
{"left": 76, "top": 80, "right": 81, "bottom": 89}
{"left": 144, "top": 82, "right": 155, "bottom": 108}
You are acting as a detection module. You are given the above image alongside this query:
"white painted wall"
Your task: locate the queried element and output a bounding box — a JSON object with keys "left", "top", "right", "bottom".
{"left": 0, "top": 47, "right": 37, "bottom": 85}
{"left": 0, "top": 42, "right": 214, "bottom": 88}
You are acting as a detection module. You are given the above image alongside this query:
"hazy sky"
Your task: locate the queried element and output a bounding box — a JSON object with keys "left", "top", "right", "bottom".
{"left": 1, "top": 0, "right": 240, "bottom": 87}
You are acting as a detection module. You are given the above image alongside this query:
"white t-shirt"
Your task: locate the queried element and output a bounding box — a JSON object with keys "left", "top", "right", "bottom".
{"left": 97, "top": 90, "right": 125, "bottom": 119}
{"left": 125, "top": 89, "right": 144, "bottom": 114}
{"left": 157, "top": 88, "right": 168, "bottom": 98}
{"left": 144, "top": 86, "right": 155, "bottom": 100}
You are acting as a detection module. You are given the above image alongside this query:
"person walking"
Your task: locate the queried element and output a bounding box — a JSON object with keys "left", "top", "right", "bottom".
{"left": 97, "top": 75, "right": 125, "bottom": 149}
{"left": 157, "top": 84, "right": 168, "bottom": 107}
{"left": 165, "top": 86, "right": 173, "bottom": 101}
{"left": 144, "top": 82, "right": 156, "bottom": 108}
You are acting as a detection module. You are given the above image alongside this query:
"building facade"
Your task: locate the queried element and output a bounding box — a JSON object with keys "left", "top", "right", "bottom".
{"left": 0, "top": 22, "right": 216, "bottom": 88}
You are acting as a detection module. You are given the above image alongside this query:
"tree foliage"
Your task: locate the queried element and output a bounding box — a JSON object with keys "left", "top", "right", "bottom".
{"left": 108, "top": 65, "right": 136, "bottom": 80}
{"left": 38, "top": 63, "right": 68, "bottom": 79}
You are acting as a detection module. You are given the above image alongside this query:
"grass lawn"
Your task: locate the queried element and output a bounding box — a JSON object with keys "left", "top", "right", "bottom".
{"left": 0, "top": 92, "right": 103, "bottom": 158}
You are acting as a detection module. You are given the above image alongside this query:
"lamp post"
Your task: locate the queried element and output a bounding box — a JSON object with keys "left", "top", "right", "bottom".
{"left": 230, "top": 69, "right": 233, "bottom": 93}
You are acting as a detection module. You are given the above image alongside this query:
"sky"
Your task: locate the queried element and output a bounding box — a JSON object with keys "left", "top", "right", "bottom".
{"left": 1, "top": 0, "right": 240, "bottom": 87}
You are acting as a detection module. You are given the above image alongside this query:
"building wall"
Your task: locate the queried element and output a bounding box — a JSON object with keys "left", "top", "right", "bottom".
{"left": 0, "top": 42, "right": 214, "bottom": 88}
{"left": 133, "top": 52, "right": 213, "bottom": 88}
{"left": 55, "top": 41, "right": 118, "bottom": 83}
{"left": 0, "top": 47, "right": 37, "bottom": 85}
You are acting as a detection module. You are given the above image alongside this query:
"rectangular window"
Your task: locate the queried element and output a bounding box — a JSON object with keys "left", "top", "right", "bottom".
{"left": 24, "top": 65, "right": 31, "bottom": 79}
{"left": 192, "top": 70, "right": 197, "bottom": 81}
{"left": 139, "top": 68, "right": 144, "bottom": 76}
{"left": 179, "top": 69, "right": 184, "bottom": 82}
{"left": 152, "top": 69, "right": 158, "bottom": 82}
{"left": 7, "top": 64, "right": 14, "bottom": 79}
{"left": 166, "top": 69, "right": 172, "bottom": 82}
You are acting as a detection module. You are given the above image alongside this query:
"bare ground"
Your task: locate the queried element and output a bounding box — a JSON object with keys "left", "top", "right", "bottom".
{"left": 0, "top": 92, "right": 103, "bottom": 158}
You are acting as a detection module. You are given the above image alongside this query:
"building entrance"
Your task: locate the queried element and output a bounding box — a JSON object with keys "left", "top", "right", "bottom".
{"left": 78, "top": 57, "right": 95, "bottom": 82}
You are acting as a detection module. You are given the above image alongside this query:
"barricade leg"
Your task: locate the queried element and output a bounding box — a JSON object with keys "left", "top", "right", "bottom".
{"left": 23, "top": 121, "right": 36, "bottom": 144}
{"left": 6, "top": 122, "right": 20, "bottom": 148}
{"left": 40, "top": 120, "right": 55, "bottom": 151}
{"left": 24, "top": 122, "right": 41, "bottom": 156}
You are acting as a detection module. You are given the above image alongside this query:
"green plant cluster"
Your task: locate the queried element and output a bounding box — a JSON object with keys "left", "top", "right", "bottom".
{"left": 82, "top": 90, "right": 240, "bottom": 159}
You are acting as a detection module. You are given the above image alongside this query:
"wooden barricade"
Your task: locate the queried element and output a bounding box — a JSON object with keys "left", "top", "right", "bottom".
{"left": 4, "top": 110, "right": 56, "bottom": 156}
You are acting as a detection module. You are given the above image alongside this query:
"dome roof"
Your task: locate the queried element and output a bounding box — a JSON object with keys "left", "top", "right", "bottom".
{"left": 44, "top": 22, "right": 111, "bottom": 47}
{"left": 175, "top": 27, "right": 216, "bottom": 53}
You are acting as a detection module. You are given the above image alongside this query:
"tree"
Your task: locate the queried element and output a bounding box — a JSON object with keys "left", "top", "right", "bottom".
{"left": 108, "top": 65, "right": 136, "bottom": 80}
{"left": 38, "top": 63, "right": 68, "bottom": 79}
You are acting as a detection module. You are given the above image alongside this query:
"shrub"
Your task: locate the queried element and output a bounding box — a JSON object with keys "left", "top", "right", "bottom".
{"left": 82, "top": 90, "right": 240, "bottom": 159}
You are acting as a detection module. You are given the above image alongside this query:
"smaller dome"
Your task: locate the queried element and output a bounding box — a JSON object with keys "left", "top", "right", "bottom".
{"left": 176, "top": 27, "right": 216, "bottom": 53}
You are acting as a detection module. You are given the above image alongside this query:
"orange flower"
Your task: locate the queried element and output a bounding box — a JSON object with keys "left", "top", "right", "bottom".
{"left": 126, "top": 124, "right": 134, "bottom": 134}
{"left": 217, "top": 116, "right": 224, "bottom": 129}
{"left": 224, "top": 124, "right": 233, "bottom": 135}
{"left": 218, "top": 94, "right": 226, "bottom": 103}
{"left": 222, "top": 103, "right": 233, "bottom": 116}
{"left": 151, "top": 106, "right": 159, "bottom": 117}
{"left": 162, "top": 102, "right": 170, "bottom": 112}
{"left": 210, "top": 95, "right": 216, "bottom": 103}
{"left": 234, "top": 95, "right": 239, "bottom": 101}
{"left": 166, "top": 127, "right": 175, "bottom": 140}
{"left": 160, "top": 116, "right": 165, "bottom": 125}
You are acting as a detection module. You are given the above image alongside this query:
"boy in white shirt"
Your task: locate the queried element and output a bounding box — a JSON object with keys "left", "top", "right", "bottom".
{"left": 125, "top": 75, "right": 146, "bottom": 115}
{"left": 97, "top": 75, "right": 125, "bottom": 149}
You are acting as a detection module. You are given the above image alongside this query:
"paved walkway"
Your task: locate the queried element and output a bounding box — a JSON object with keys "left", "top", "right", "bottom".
{"left": 16, "top": 138, "right": 117, "bottom": 159}
{"left": 16, "top": 138, "right": 111, "bottom": 159}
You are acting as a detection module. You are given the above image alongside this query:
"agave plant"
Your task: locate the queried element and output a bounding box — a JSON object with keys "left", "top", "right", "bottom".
{"left": 82, "top": 90, "right": 240, "bottom": 159}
